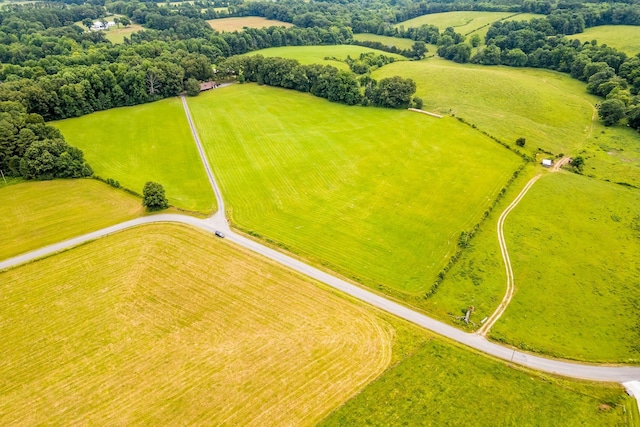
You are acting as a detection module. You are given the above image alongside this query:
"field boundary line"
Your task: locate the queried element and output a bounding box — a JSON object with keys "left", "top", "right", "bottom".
{"left": 478, "top": 173, "right": 541, "bottom": 337}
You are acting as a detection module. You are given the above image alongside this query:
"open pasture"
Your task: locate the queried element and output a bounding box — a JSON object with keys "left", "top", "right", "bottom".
{"left": 374, "top": 58, "right": 640, "bottom": 187}
{"left": 207, "top": 16, "right": 293, "bottom": 32}
{"left": 0, "top": 223, "right": 392, "bottom": 425}
{"left": 244, "top": 45, "right": 406, "bottom": 71}
{"left": 188, "top": 83, "right": 521, "bottom": 304}
{"left": 353, "top": 33, "right": 419, "bottom": 50}
{"left": 321, "top": 335, "right": 636, "bottom": 426}
{"left": 0, "top": 179, "right": 143, "bottom": 261}
{"left": 104, "top": 22, "right": 143, "bottom": 44}
{"left": 488, "top": 172, "right": 640, "bottom": 363}
{"left": 53, "top": 97, "right": 215, "bottom": 214}
{"left": 395, "top": 11, "right": 514, "bottom": 35}
{"left": 577, "top": 25, "right": 640, "bottom": 55}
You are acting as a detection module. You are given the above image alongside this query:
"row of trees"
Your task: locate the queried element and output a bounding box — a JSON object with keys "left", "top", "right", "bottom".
{"left": 0, "top": 101, "right": 92, "bottom": 180}
{"left": 218, "top": 55, "right": 417, "bottom": 108}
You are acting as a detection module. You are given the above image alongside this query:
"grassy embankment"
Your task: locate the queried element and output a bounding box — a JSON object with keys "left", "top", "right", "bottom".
{"left": 1, "top": 223, "right": 634, "bottom": 425}
{"left": 244, "top": 45, "right": 407, "bottom": 71}
{"left": 373, "top": 58, "right": 640, "bottom": 187}
{"left": 0, "top": 179, "right": 143, "bottom": 260}
{"left": 53, "top": 97, "right": 215, "bottom": 214}
{"left": 577, "top": 25, "right": 640, "bottom": 56}
{"left": 188, "top": 83, "right": 521, "bottom": 310}
{"left": 206, "top": 16, "right": 293, "bottom": 32}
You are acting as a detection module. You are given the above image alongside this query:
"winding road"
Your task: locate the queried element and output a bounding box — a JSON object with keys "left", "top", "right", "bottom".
{"left": 2, "top": 96, "right": 640, "bottom": 395}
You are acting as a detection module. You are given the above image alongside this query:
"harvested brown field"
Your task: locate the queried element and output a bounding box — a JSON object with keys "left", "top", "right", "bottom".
{"left": 0, "top": 223, "right": 392, "bottom": 425}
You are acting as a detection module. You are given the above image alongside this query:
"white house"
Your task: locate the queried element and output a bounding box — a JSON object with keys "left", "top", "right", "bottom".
{"left": 541, "top": 159, "right": 553, "bottom": 167}
{"left": 92, "top": 20, "right": 116, "bottom": 31}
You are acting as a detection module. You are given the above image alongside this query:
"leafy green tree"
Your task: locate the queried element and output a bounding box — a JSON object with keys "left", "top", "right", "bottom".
{"left": 120, "top": 16, "right": 131, "bottom": 27}
{"left": 82, "top": 18, "right": 93, "bottom": 30}
{"left": 185, "top": 78, "right": 201, "bottom": 96}
{"left": 411, "top": 41, "right": 427, "bottom": 59}
{"left": 571, "top": 156, "right": 585, "bottom": 172}
{"left": 598, "top": 99, "right": 625, "bottom": 126}
{"left": 627, "top": 104, "right": 640, "bottom": 130}
{"left": 515, "top": 137, "right": 526, "bottom": 147}
{"left": 412, "top": 97, "right": 423, "bottom": 109}
{"left": 142, "top": 181, "right": 169, "bottom": 211}
{"left": 470, "top": 34, "right": 481, "bottom": 48}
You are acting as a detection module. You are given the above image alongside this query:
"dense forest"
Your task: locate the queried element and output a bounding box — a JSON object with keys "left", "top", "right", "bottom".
{"left": 0, "top": 0, "right": 639, "bottom": 130}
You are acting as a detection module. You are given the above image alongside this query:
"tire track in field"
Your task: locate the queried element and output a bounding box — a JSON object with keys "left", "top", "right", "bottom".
{"left": 478, "top": 173, "right": 541, "bottom": 337}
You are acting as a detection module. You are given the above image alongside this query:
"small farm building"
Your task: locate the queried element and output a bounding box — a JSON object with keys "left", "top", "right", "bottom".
{"left": 542, "top": 159, "right": 553, "bottom": 167}
{"left": 199, "top": 81, "right": 218, "bottom": 91}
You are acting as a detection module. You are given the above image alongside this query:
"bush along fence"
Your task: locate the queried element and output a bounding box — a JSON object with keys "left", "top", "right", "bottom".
{"left": 424, "top": 162, "right": 527, "bottom": 299}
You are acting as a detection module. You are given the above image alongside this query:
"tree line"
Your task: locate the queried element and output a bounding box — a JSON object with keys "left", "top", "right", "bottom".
{"left": 218, "top": 55, "right": 417, "bottom": 108}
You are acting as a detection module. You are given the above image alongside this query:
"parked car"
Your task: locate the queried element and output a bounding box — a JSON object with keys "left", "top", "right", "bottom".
{"left": 215, "top": 230, "right": 225, "bottom": 238}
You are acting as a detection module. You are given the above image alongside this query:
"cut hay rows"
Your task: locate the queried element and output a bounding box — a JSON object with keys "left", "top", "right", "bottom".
{"left": 0, "top": 179, "right": 143, "bottom": 260}
{"left": 207, "top": 17, "right": 293, "bottom": 32}
{"left": 0, "top": 224, "right": 392, "bottom": 425}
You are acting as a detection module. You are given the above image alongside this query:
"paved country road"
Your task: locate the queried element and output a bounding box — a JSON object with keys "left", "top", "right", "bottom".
{"left": 2, "top": 95, "right": 640, "bottom": 388}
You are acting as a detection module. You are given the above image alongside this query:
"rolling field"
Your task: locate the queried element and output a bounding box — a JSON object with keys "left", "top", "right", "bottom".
{"left": 0, "top": 223, "right": 393, "bottom": 425}
{"left": 353, "top": 33, "right": 419, "bottom": 50}
{"left": 0, "top": 179, "right": 143, "bottom": 261}
{"left": 321, "top": 336, "right": 637, "bottom": 426}
{"left": 188, "top": 84, "right": 521, "bottom": 305}
{"left": 490, "top": 172, "right": 640, "bottom": 362}
{"left": 577, "top": 25, "right": 640, "bottom": 55}
{"left": 373, "top": 58, "right": 640, "bottom": 187}
{"left": 207, "top": 16, "right": 293, "bottom": 32}
{"left": 395, "top": 11, "right": 514, "bottom": 35}
{"left": 243, "top": 45, "right": 406, "bottom": 71}
{"left": 53, "top": 97, "right": 215, "bottom": 214}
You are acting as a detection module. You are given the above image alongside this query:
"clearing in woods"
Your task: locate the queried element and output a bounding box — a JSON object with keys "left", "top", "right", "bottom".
{"left": 206, "top": 16, "right": 293, "bottom": 32}
{"left": 577, "top": 25, "right": 640, "bottom": 56}
{"left": 0, "top": 179, "right": 143, "bottom": 260}
{"left": 243, "top": 45, "right": 406, "bottom": 71}
{"left": 352, "top": 33, "right": 422, "bottom": 50}
{"left": 0, "top": 224, "right": 392, "bottom": 426}
{"left": 52, "top": 97, "right": 216, "bottom": 214}
{"left": 187, "top": 83, "right": 521, "bottom": 308}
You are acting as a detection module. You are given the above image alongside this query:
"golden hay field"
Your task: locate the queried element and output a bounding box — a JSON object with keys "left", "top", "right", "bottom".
{"left": 207, "top": 16, "right": 293, "bottom": 32}
{"left": 0, "top": 224, "right": 392, "bottom": 425}
{"left": 0, "top": 179, "right": 143, "bottom": 260}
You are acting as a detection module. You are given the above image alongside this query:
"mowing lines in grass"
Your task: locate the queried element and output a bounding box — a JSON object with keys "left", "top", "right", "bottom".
{"left": 0, "top": 179, "right": 143, "bottom": 260}
{"left": 188, "top": 84, "right": 521, "bottom": 304}
{"left": 52, "top": 97, "right": 215, "bottom": 213}
{"left": 0, "top": 224, "right": 392, "bottom": 425}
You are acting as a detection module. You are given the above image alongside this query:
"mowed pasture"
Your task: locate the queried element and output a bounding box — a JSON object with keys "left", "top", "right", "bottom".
{"left": 490, "top": 172, "right": 640, "bottom": 363}
{"left": 374, "top": 58, "right": 640, "bottom": 187}
{"left": 244, "top": 45, "right": 406, "bottom": 71}
{"left": 0, "top": 179, "right": 143, "bottom": 260}
{"left": 53, "top": 97, "right": 215, "bottom": 214}
{"left": 395, "top": 11, "right": 514, "bottom": 36}
{"left": 188, "top": 84, "right": 521, "bottom": 304}
{"left": 103, "top": 22, "right": 143, "bottom": 44}
{"left": 207, "top": 16, "right": 293, "bottom": 32}
{"left": 0, "top": 224, "right": 393, "bottom": 425}
{"left": 321, "top": 337, "right": 636, "bottom": 426}
{"left": 353, "top": 33, "right": 419, "bottom": 50}
{"left": 577, "top": 25, "right": 640, "bottom": 55}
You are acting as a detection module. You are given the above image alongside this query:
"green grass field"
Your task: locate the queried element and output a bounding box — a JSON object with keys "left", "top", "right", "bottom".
{"left": 207, "top": 16, "right": 293, "bottom": 32}
{"left": 353, "top": 33, "right": 419, "bottom": 50}
{"left": 489, "top": 172, "right": 640, "bottom": 363}
{"left": 373, "top": 58, "right": 640, "bottom": 187}
{"left": 0, "top": 179, "right": 143, "bottom": 261}
{"left": 243, "top": 45, "right": 406, "bottom": 71}
{"left": 577, "top": 25, "right": 640, "bottom": 55}
{"left": 188, "top": 83, "right": 521, "bottom": 306}
{"left": 52, "top": 97, "right": 215, "bottom": 214}
{"left": 104, "top": 22, "right": 143, "bottom": 44}
{"left": 0, "top": 223, "right": 393, "bottom": 425}
{"left": 320, "top": 336, "right": 637, "bottom": 426}
{"left": 395, "top": 11, "right": 514, "bottom": 35}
